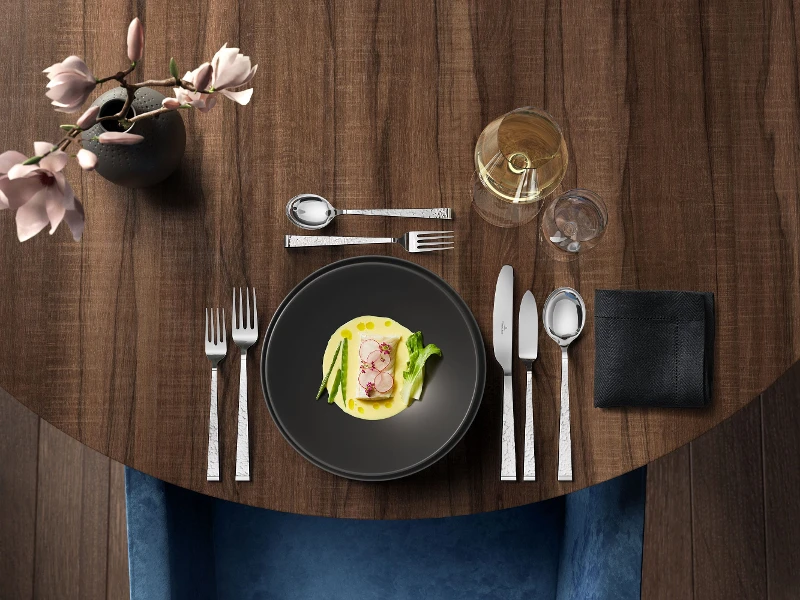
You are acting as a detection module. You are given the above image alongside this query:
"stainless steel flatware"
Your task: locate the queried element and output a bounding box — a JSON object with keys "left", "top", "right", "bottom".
{"left": 286, "top": 194, "right": 452, "bottom": 230}
{"left": 493, "top": 265, "right": 515, "bottom": 481}
{"left": 519, "top": 290, "right": 538, "bottom": 482}
{"left": 232, "top": 287, "right": 258, "bottom": 482}
{"left": 542, "top": 287, "right": 586, "bottom": 482}
{"left": 204, "top": 307, "right": 226, "bottom": 482}
{"left": 285, "top": 231, "right": 454, "bottom": 253}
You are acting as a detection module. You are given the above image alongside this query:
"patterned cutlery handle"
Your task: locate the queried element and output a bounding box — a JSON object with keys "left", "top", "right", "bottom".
{"left": 523, "top": 365, "right": 535, "bottom": 481}
{"left": 207, "top": 367, "right": 220, "bottom": 482}
{"left": 235, "top": 353, "right": 250, "bottom": 481}
{"left": 341, "top": 208, "right": 452, "bottom": 219}
{"left": 557, "top": 348, "right": 572, "bottom": 481}
{"left": 501, "top": 374, "right": 516, "bottom": 481}
{"left": 285, "top": 235, "right": 394, "bottom": 248}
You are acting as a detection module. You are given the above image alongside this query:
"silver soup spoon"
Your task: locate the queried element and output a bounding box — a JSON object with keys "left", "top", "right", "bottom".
{"left": 286, "top": 194, "right": 452, "bottom": 230}
{"left": 542, "top": 287, "right": 586, "bottom": 482}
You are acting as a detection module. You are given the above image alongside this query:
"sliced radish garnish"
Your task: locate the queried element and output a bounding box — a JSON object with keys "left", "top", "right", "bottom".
{"left": 366, "top": 349, "right": 390, "bottom": 372}
{"left": 358, "top": 369, "right": 377, "bottom": 389}
{"left": 359, "top": 339, "right": 380, "bottom": 361}
{"left": 374, "top": 371, "right": 394, "bottom": 394}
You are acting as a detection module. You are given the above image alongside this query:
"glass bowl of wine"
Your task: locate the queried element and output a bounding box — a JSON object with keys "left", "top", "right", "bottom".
{"left": 472, "top": 107, "right": 568, "bottom": 227}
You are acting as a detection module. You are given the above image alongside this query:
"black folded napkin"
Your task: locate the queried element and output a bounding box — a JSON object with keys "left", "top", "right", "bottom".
{"left": 594, "top": 290, "right": 714, "bottom": 408}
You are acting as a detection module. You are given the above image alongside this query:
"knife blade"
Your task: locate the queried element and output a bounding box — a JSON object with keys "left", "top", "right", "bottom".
{"left": 519, "top": 290, "right": 538, "bottom": 481}
{"left": 519, "top": 291, "right": 538, "bottom": 361}
{"left": 493, "top": 265, "right": 515, "bottom": 481}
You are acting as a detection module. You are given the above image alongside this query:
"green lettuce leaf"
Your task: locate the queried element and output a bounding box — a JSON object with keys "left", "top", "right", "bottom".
{"left": 401, "top": 332, "right": 442, "bottom": 405}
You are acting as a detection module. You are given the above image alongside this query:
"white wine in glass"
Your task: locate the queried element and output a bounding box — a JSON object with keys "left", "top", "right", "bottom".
{"left": 473, "top": 107, "right": 568, "bottom": 227}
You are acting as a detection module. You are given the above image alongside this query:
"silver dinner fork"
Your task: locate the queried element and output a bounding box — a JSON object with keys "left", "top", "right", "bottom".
{"left": 232, "top": 287, "right": 258, "bottom": 482}
{"left": 205, "top": 307, "right": 226, "bottom": 482}
{"left": 284, "top": 231, "right": 454, "bottom": 253}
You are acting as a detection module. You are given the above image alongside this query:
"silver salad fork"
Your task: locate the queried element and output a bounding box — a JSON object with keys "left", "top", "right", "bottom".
{"left": 204, "top": 307, "right": 226, "bottom": 482}
{"left": 232, "top": 287, "right": 258, "bottom": 482}
{"left": 285, "top": 231, "right": 454, "bottom": 253}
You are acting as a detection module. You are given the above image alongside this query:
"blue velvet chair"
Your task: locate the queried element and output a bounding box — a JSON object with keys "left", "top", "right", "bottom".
{"left": 125, "top": 467, "right": 645, "bottom": 599}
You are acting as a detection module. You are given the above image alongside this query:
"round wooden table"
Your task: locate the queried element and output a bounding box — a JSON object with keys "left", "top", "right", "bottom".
{"left": 1, "top": 0, "right": 798, "bottom": 519}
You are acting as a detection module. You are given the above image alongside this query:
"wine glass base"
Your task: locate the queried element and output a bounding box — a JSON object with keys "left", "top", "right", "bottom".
{"left": 471, "top": 172, "right": 542, "bottom": 228}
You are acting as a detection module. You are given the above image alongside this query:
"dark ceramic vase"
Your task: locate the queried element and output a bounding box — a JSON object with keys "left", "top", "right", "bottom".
{"left": 81, "top": 87, "right": 186, "bottom": 188}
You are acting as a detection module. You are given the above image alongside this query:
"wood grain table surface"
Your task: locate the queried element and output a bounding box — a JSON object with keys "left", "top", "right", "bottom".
{"left": 0, "top": 0, "right": 798, "bottom": 519}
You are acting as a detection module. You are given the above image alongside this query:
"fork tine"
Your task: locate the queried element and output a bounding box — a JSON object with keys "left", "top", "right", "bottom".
{"left": 246, "top": 287, "right": 251, "bottom": 329}
{"left": 205, "top": 308, "right": 209, "bottom": 343}
{"left": 416, "top": 231, "right": 454, "bottom": 236}
{"left": 417, "top": 236, "right": 454, "bottom": 244}
{"left": 222, "top": 308, "right": 226, "bottom": 343}
{"left": 416, "top": 245, "right": 455, "bottom": 252}
{"left": 232, "top": 289, "right": 237, "bottom": 329}
{"left": 215, "top": 308, "right": 221, "bottom": 345}
{"left": 252, "top": 288, "right": 257, "bottom": 327}
{"left": 239, "top": 288, "right": 244, "bottom": 329}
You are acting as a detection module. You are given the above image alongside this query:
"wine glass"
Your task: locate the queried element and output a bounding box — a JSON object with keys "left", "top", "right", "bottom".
{"left": 541, "top": 189, "right": 608, "bottom": 260}
{"left": 472, "top": 107, "right": 568, "bottom": 227}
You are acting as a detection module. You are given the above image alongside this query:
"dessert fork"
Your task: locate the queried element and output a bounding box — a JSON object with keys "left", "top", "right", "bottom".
{"left": 284, "top": 231, "right": 454, "bottom": 253}
{"left": 232, "top": 287, "right": 258, "bottom": 482}
{"left": 204, "top": 307, "right": 226, "bottom": 482}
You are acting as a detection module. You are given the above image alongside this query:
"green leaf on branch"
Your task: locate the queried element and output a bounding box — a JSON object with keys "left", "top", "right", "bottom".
{"left": 60, "top": 124, "right": 79, "bottom": 131}
{"left": 169, "top": 57, "right": 179, "bottom": 81}
{"left": 22, "top": 156, "right": 43, "bottom": 165}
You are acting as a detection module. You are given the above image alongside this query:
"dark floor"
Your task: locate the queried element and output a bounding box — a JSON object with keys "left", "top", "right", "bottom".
{"left": 1, "top": 364, "right": 798, "bottom": 599}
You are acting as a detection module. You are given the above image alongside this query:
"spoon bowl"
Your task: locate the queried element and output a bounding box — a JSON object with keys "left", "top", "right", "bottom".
{"left": 542, "top": 286, "right": 586, "bottom": 482}
{"left": 286, "top": 194, "right": 336, "bottom": 230}
{"left": 542, "top": 287, "right": 586, "bottom": 347}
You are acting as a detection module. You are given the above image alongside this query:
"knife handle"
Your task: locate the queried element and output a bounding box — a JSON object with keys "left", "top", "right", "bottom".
{"left": 501, "top": 374, "right": 516, "bottom": 481}
{"left": 523, "top": 365, "right": 535, "bottom": 481}
{"left": 558, "top": 348, "right": 573, "bottom": 481}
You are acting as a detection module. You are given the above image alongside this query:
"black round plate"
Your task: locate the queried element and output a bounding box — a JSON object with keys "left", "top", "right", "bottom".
{"left": 261, "top": 256, "right": 486, "bottom": 481}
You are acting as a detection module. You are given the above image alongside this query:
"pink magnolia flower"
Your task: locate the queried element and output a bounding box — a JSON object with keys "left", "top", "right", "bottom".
{"left": 76, "top": 105, "right": 100, "bottom": 129}
{"left": 76, "top": 149, "right": 98, "bottom": 171}
{"left": 43, "top": 56, "right": 96, "bottom": 113}
{"left": 0, "top": 143, "right": 84, "bottom": 242}
{"left": 161, "top": 97, "right": 182, "bottom": 110}
{"left": 127, "top": 18, "right": 145, "bottom": 62}
{"left": 209, "top": 44, "right": 257, "bottom": 105}
{"left": 97, "top": 132, "right": 144, "bottom": 145}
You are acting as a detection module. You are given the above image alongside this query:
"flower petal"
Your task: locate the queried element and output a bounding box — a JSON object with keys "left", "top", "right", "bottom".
{"left": 218, "top": 88, "right": 253, "bottom": 105}
{"left": 0, "top": 176, "right": 44, "bottom": 209}
{"left": 194, "top": 63, "right": 213, "bottom": 92}
{"left": 76, "top": 149, "right": 98, "bottom": 171}
{"left": 64, "top": 198, "right": 85, "bottom": 241}
{"left": 40, "top": 150, "right": 68, "bottom": 173}
{"left": 43, "top": 185, "right": 67, "bottom": 233}
{"left": 98, "top": 132, "right": 145, "bottom": 145}
{"left": 0, "top": 151, "right": 28, "bottom": 174}
{"left": 7, "top": 164, "right": 41, "bottom": 180}
{"left": 53, "top": 173, "right": 75, "bottom": 210}
{"left": 15, "top": 189, "right": 49, "bottom": 241}
{"left": 34, "top": 141, "right": 54, "bottom": 157}
{"left": 127, "top": 18, "right": 145, "bottom": 62}
{"left": 161, "top": 97, "right": 181, "bottom": 110}
{"left": 60, "top": 56, "right": 93, "bottom": 79}
{"left": 76, "top": 105, "right": 100, "bottom": 129}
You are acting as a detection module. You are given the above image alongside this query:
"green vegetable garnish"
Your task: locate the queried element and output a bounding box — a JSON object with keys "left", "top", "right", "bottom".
{"left": 401, "top": 331, "right": 442, "bottom": 405}
{"left": 340, "top": 338, "right": 348, "bottom": 402}
{"left": 316, "top": 341, "right": 342, "bottom": 399}
{"left": 329, "top": 369, "right": 342, "bottom": 404}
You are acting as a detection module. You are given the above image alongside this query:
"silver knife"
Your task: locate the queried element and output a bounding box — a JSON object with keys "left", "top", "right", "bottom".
{"left": 493, "top": 265, "right": 515, "bottom": 481}
{"left": 519, "top": 291, "right": 538, "bottom": 481}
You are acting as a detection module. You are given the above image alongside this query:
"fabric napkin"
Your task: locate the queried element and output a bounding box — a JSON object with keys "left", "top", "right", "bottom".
{"left": 593, "top": 290, "right": 714, "bottom": 408}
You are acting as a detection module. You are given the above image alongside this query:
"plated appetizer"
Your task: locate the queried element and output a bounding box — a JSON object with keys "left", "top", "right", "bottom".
{"left": 317, "top": 316, "right": 441, "bottom": 420}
